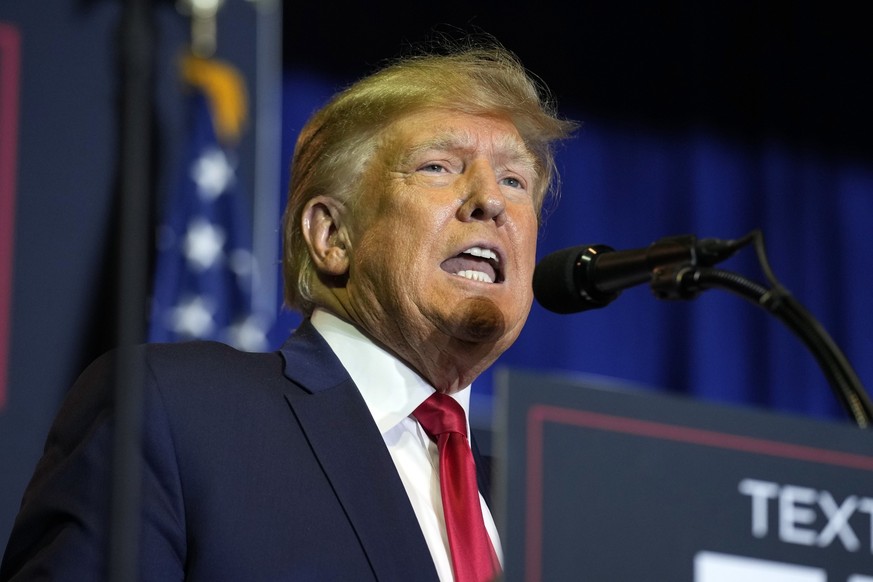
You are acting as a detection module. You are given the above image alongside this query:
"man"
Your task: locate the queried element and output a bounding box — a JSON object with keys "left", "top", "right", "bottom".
{"left": 1, "top": 38, "right": 575, "bottom": 581}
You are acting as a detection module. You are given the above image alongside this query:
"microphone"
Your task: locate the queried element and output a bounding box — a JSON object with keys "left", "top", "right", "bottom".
{"left": 533, "top": 235, "right": 743, "bottom": 314}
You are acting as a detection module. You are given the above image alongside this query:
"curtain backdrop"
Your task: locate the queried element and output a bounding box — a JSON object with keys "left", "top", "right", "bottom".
{"left": 273, "top": 71, "right": 873, "bottom": 427}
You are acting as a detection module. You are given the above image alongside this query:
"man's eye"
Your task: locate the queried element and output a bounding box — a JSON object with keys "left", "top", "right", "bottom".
{"left": 419, "top": 163, "right": 447, "bottom": 173}
{"left": 501, "top": 176, "right": 524, "bottom": 189}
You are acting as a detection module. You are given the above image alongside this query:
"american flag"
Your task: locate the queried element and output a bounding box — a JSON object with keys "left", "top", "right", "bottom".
{"left": 148, "top": 88, "right": 268, "bottom": 352}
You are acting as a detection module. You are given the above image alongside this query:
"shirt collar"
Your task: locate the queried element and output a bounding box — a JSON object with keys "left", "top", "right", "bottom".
{"left": 310, "top": 308, "right": 472, "bottom": 434}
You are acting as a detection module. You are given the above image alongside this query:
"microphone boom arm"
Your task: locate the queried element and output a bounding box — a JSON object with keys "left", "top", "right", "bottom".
{"left": 649, "top": 234, "right": 873, "bottom": 428}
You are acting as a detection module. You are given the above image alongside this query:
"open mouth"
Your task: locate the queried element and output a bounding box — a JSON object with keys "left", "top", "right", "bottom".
{"left": 440, "top": 246, "right": 503, "bottom": 284}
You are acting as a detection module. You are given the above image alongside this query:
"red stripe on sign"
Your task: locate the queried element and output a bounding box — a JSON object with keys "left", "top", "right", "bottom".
{"left": 0, "top": 22, "right": 21, "bottom": 410}
{"left": 523, "top": 404, "right": 873, "bottom": 582}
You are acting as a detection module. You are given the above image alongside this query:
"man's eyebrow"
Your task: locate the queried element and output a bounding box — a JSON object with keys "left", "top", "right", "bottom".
{"left": 398, "top": 132, "right": 474, "bottom": 165}
{"left": 492, "top": 134, "right": 539, "bottom": 175}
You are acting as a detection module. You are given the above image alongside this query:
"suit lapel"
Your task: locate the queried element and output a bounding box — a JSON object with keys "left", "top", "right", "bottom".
{"left": 279, "top": 321, "right": 440, "bottom": 582}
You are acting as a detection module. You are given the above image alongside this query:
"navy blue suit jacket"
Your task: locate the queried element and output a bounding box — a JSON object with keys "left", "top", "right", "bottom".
{"left": 1, "top": 320, "right": 493, "bottom": 581}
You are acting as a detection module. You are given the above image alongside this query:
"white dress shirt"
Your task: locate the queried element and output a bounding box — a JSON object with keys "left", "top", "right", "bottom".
{"left": 310, "top": 309, "right": 503, "bottom": 582}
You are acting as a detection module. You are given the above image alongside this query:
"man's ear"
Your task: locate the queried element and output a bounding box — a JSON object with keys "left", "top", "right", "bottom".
{"left": 301, "top": 196, "right": 351, "bottom": 276}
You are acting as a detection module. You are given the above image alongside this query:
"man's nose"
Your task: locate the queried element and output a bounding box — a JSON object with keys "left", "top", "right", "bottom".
{"left": 457, "top": 161, "right": 507, "bottom": 226}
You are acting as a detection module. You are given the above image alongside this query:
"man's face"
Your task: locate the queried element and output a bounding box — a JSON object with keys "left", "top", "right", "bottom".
{"left": 342, "top": 109, "right": 540, "bottom": 381}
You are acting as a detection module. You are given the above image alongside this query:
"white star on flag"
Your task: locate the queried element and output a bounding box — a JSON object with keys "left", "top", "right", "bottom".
{"left": 226, "top": 314, "right": 269, "bottom": 352}
{"left": 183, "top": 217, "right": 226, "bottom": 271}
{"left": 169, "top": 295, "right": 216, "bottom": 339}
{"left": 191, "top": 146, "right": 236, "bottom": 201}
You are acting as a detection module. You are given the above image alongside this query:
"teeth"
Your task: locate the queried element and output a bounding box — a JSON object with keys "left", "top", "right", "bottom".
{"left": 456, "top": 270, "right": 494, "bottom": 283}
{"left": 463, "top": 247, "right": 499, "bottom": 262}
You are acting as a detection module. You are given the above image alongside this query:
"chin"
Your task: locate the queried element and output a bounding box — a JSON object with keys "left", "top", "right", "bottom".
{"left": 445, "top": 296, "right": 511, "bottom": 344}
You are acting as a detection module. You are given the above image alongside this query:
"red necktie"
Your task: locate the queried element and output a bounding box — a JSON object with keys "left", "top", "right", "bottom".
{"left": 413, "top": 392, "right": 500, "bottom": 582}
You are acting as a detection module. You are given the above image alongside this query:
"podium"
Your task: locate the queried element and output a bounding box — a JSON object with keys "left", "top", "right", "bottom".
{"left": 494, "top": 368, "right": 873, "bottom": 581}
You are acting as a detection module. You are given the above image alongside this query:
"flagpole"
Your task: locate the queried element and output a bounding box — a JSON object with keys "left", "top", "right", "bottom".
{"left": 110, "top": 0, "right": 154, "bottom": 579}
{"left": 250, "top": 0, "right": 283, "bottom": 332}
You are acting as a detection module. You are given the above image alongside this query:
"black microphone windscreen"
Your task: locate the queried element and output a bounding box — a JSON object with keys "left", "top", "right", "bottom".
{"left": 532, "top": 246, "right": 589, "bottom": 314}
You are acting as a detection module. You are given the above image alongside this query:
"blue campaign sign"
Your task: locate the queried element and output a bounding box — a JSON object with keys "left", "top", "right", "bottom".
{"left": 495, "top": 368, "right": 873, "bottom": 582}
